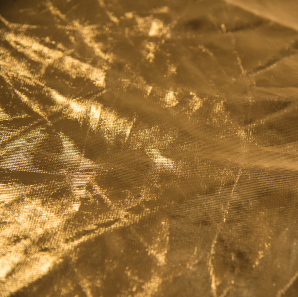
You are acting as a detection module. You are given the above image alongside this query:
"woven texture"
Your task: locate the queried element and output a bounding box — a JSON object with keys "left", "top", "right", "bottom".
{"left": 1, "top": 0, "right": 298, "bottom": 296}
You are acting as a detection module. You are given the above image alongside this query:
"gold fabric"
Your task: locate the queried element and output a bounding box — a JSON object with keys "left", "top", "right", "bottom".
{"left": 1, "top": 0, "right": 298, "bottom": 296}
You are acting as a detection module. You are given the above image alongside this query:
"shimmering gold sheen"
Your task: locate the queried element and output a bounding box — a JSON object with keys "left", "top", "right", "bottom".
{"left": 1, "top": 0, "right": 298, "bottom": 296}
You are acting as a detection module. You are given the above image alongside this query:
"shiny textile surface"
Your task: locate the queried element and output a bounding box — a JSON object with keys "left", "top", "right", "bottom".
{"left": 1, "top": 0, "right": 298, "bottom": 296}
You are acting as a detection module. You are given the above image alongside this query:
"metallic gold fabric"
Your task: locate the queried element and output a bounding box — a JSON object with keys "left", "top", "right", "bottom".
{"left": 1, "top": 0, "right": 298, "bottom": 296}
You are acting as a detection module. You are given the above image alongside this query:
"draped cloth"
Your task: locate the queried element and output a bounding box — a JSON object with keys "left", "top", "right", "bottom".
{"left": 1, "top": 0, "right": 298, "bottom": 296}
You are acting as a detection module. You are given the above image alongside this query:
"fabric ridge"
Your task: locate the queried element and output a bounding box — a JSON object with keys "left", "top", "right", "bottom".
{"left": 0, "top": 0, "right": 298, "bottom": 296}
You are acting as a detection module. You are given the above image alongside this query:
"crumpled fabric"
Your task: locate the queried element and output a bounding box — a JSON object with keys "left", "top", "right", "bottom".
{"left": 1, "top": 0, "right": 298, "bottom": 296}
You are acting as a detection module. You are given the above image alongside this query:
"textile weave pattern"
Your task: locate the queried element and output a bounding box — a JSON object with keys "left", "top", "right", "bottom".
{"left": 1, "top": 0, "right": 298, "bottom": 296}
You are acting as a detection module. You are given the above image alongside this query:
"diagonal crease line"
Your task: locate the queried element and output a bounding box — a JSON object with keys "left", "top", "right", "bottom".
{"left": 276, "top": 269, "right": 298, "bottom": 297}
{"left": 0, "top": 14, "right": 39, "bottom": 31}
{"left": 246, "top": 49, "right": 298, "bottom": 77}
{"left": 225, "top": 0, "right": 298, "bottom": 32}
{"left": 245, "top": 101, "right": 298, "bottom": 130}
